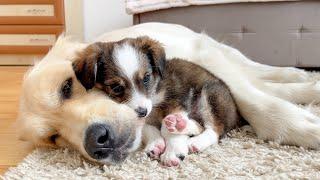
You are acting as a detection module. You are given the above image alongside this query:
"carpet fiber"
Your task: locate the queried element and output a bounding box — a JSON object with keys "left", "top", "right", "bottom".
{"left": 3, "top": 105, "right": 320, "bottom": 179}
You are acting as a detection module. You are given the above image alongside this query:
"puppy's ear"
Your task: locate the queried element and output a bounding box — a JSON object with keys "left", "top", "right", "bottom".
{"left": 136, "top": 36, "right": 166, "bottom": 78}
{"left": 72, "top": 42, "right": 105, "bottom": 90}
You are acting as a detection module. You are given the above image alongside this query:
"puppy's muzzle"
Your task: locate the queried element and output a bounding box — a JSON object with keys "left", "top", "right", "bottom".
{"left": 135, "top": 107, "right": 148, "bottom": 117}
{"left": 84, "top": 123, "right": 131, "bottom": 163}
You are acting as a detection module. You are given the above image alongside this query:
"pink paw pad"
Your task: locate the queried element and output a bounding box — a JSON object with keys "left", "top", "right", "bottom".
{"left": 164, "top": 113, "right": 187, "bottom": 133}
{"left": 189, "top": 145, "right": 199, "bottom": 153}
{"left": 147, "top": 143, "right": 165, "bottom": 159}
{"left": 154, "top": 144, "right": 165, "bottom": 154}
{"left": 163, "top": 159, "right": 180, "bottom": 167}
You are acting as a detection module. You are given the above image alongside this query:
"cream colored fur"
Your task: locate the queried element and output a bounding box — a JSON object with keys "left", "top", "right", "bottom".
{"left": 97, "top": 23, "right": 320, "bottom": 149}
{"left": 17, "top": 23, "right": 320, "bottom": 166}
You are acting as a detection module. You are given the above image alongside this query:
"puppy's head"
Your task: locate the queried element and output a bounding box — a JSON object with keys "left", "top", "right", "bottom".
{"left": 73, "top": 36, "right": 166, "bottom": 117}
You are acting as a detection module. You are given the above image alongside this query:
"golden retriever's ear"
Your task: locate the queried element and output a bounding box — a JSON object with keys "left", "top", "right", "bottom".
{"left": 17, "top": 115, "right": 58, "bottom": 147}
{"left": 72, "top": 42, "right": 105, "bottom": 90}
{"left": 135, "top": 36, "right": 166, "bottom": 78}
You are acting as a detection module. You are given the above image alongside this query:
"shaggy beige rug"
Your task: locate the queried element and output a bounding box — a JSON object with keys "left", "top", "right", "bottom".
{"left": 3, "top": 106, "right": 320, "bottom": 179}
{"left": 3, "top": 74, "right": 320, "bottom": 179}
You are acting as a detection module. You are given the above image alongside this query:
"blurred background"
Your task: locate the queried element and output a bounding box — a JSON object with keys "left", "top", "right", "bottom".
{"left": 0, "top": 0, "right": 132, "bottom": 65}
{"left": 1, "top": 0, "right": 319, "bottom": 67}
{"left": 82, "top": 0, "right": 131, "bottom": 41}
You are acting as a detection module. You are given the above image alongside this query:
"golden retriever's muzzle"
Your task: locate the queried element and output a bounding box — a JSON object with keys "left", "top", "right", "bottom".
{"left": 84, "top": 123, "right": 134, "bottom": 163}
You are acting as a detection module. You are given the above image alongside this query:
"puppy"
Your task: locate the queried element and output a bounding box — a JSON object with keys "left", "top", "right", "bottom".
{"left": 73, "top": 36, "right": 243, "bottom": 166}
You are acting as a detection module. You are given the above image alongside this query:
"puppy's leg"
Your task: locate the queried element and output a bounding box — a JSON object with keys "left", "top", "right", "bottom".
{"left": 187, "top": 83, "right": 239, "bottom": 153}
{"left": 143, "top": 125, "right": 165, "bottom": 160}
{"left": 160, "top": 125, "right": 189, "bottom": 167}
{"left": 163, "top": 111, "right": 203, "bottom": 135}
{"left": 188, "top": 127, "right": 218, "bottom": 153}
{"left": 262, "top": 81, "right": 320, "bottom": 104}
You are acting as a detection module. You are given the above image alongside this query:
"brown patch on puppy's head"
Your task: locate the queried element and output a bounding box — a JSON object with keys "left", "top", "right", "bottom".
{"left": 133, "top": 36, "right": 166, "bottom": 78}
{"left": 72, "top": 42, "right": 106, "bottom": 90}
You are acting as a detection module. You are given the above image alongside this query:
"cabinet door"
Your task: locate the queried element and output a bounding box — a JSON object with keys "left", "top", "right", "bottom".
{"left": 0, "top": 0, "right": 64, "bottom": 25}
{"left": 0, "top": 25, "right": 63, "bottom": 54}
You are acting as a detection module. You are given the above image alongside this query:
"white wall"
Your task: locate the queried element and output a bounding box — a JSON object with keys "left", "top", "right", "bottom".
{"left": 65, "top": 0, "right": 84, "bottom": 40}
{"left": 83, "top": 0, "right": 132, "bottom": 42}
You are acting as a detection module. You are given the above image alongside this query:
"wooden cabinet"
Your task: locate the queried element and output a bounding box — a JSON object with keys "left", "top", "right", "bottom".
{"left": 0, "top": 0, "right": 65, "bottom": 65}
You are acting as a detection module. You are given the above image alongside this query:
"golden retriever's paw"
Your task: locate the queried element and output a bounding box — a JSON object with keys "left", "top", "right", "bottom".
{"left": 287, "top": 122, "right": 320, "bottom": 149}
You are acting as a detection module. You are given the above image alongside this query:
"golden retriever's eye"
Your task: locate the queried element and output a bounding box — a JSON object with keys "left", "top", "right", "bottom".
{"left": 61, "top": 78, "right": 73, "bottom": 99}
{"left": 49, "top": 134, "right": 59, "bottom": 144}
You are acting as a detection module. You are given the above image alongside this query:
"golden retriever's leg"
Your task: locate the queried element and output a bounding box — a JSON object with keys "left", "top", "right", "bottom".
{"left": 193, "top": 35, "right": 320, "bottom": 149}
{"left": 262, "top": 81, "right": 320, "bottom": 105}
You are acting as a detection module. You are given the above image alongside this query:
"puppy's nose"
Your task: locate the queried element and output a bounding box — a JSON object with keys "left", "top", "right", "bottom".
{"left": 84, "top": 123, "right": 115, "bottom": 160}
{"left": 135, "top": 107, "right": 148, "bottom": 117}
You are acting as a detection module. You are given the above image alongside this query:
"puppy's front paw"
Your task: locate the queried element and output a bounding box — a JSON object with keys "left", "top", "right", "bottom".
{"left": 160, "top": 138, "right": 188, "bottom": 167}
{"left": 163, "top": 113, "right": 187, "bottom": 133}
{"left": 188, "top": 133, "right": 218, "bottom": 153}
{"left": 160, "top": 150, "right": 182, "bottom": 167}
{"left": 144, "top": 138, "right": 165, "bottom": 160}
{"left": 188, "top": 137, "right": 201, "bottom": 153}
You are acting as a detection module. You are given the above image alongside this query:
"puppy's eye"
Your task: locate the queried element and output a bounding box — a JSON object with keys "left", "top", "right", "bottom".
{"left": 61, "top": 78, "right": 73, "bottom": 99}
{"left": 110, "top": 83, "right": 124, "bottom": 95}
{"left": 143, "top": 73, "right": 151, "bottom": 85}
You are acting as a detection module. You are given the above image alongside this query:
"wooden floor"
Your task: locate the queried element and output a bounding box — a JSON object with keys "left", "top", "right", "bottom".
{"left": 0, "top": 66, "right": 34, "bottom": 175}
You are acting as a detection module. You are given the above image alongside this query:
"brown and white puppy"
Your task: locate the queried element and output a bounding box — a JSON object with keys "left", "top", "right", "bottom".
{"left": 73, "top": 36, "right": 243, "bottom": 166}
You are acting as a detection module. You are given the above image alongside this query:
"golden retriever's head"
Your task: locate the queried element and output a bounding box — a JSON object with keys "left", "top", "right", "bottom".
{"left": 17, "top": 36, "right": 144, "bottom": 164}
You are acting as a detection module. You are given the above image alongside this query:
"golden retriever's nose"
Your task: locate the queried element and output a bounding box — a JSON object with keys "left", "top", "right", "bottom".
{"left": 84, "top": 123, "right": 115, "bottom": 160}
{"left": 135, "top": 107, "right": 147, "bottom": 117}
